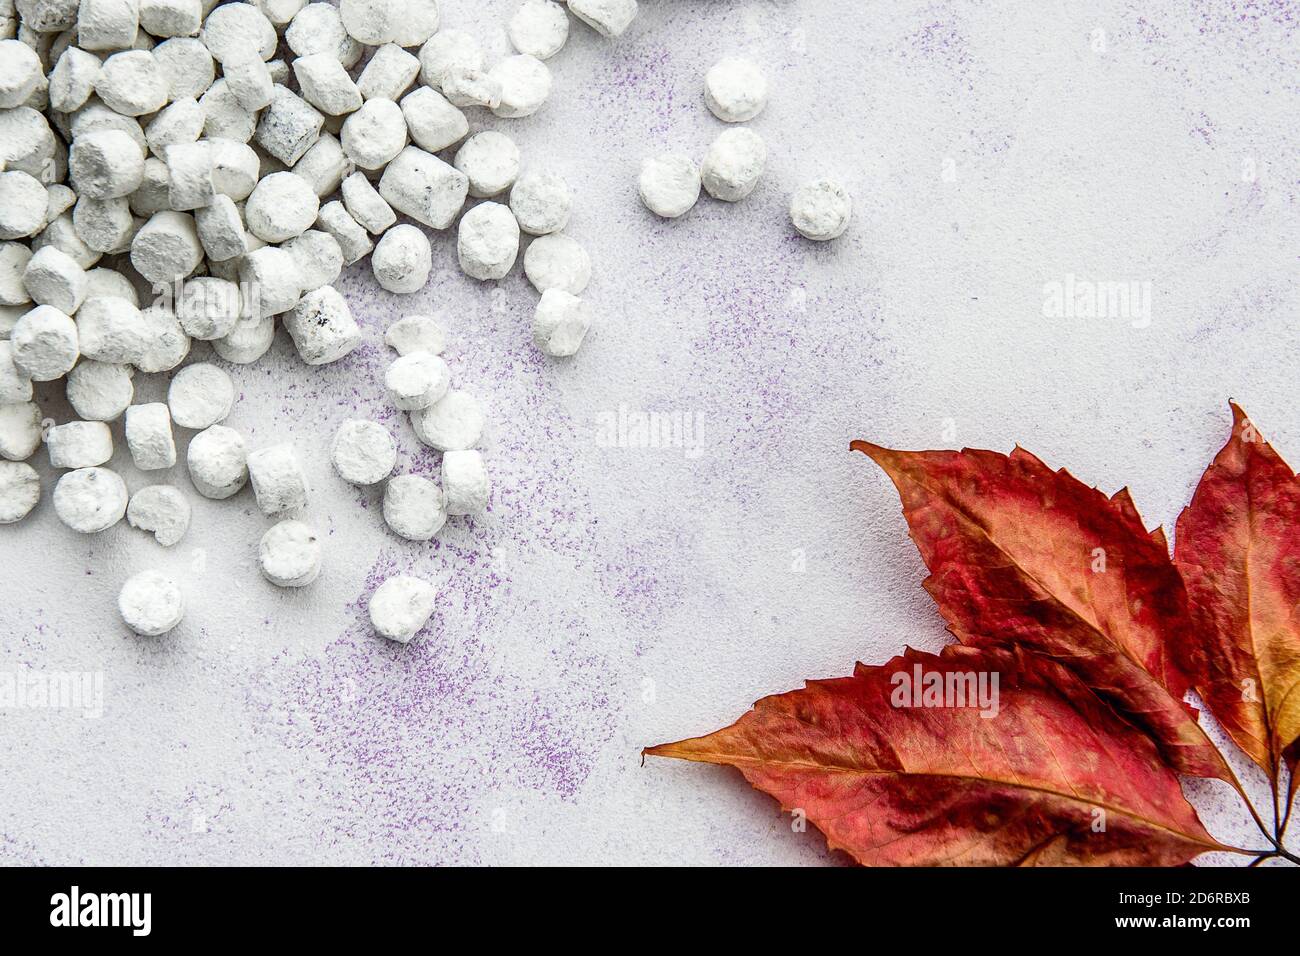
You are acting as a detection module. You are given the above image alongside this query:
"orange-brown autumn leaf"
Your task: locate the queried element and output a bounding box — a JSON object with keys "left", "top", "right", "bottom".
{"left": 848, "top": 441, "right": 1230, "bottom": 781}
{"left": 1174, "top": 402, "right": 1300, "bottom": 782}
{"left": 645, "top": 645, "right": 1232, "bottom": 866}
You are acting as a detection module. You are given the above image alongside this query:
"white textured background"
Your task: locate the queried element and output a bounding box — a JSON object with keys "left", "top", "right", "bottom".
{"left": 2, "top": 0, "right": 1298, "bottom": 865}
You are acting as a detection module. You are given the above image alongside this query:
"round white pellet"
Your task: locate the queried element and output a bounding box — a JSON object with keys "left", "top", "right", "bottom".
{"left": 339, "top": 0, "right": 395, "bottom": 45}
{"left": 315, "top": 200, "right": 372, "bottom": 263}
{"left": 10, "top": 305, "right": 78, "bottom": 381}
{"left": 0, "top": 38, "right": 42, "bottom": 109}
{"left": 283, "top": 229, "right": 343, "bottom": 290}
{"left": 224, "top": 53, "right": 274, "bottom": 111}
{"left": 287, "top": 2, "right": 361, "bottom": 67}
{"left": 0, "top": 243, "right": 33, "bottom": 307}
{"left": 145, "top": 98, "right": 205, "bottom": 156}
{"left": 704, "top": 56, "right": 768, "bottom": 123}
{"left": 0, "top": 170, "right": 48, "bottom": 240}
{"left": 331, "top": 419, "right": 396, "bottom": 485}
{"left": 195, "top": 195, "right": 248, "bottom": 262}
{"left": 524, "top": 234, "right": 590, "bottom": 295}
{"left": 390, "top": 0, "right": 439, "bottom": 47}
{"left": 46, "top": 420, "right": 113, "bottom": 469}
{"left": 22, "top": 245, "right": 88, "bottom": 315}
{"left": 246, "top": 441, "right": 309, "bottom": 514}
{"left": 140, "top": 0, "right": 203, "bottom": 38}
{"left": 53, "top": 466, "right": 128, "bottom": 532}
{"left": 368, "top": 574, "right": 436, "bottom": 642}
{"left": 454, "top": 131, "right": 520, "bottom": 199}
{"left": 0, "top": 107, "right": 56, "bottom": 182}
{"left": 175, "top": 277, "right": 241, "bottom": 340}
{"left": 383, "top": 313, "right": 445, "bottom": 356}
{"left": 417, "top": 29, "right": 481, "bottom": 88}
{"left": 126, "top": 484, "right": 190, "bottom": 546}
{"left": 244, "top": 171, "right": 321, "bottom": 242}
{"left": 489, "top": 54, "right": 551, "bottom": 118}
{"left": 154, "top": 37, "right": 216, "bottom": 100}
{"left": 508, "top": 0, "right": 569, "bottom": 59}
{"left": 398, "top": 85, "right": 467, "bottom": 154}
{"left": 49, "top": 46, "right": 101, "bottom": 113}
{"left": 372, "top": 224, "right": 431, "bottom": 294}
{"left": 69, "top": 129, "right": 145, "bottom": 200}
{"left": 168, "top": 362, "right": 234, "bottom": 429}
{"left": 410, "top": 388, "right": 483, "bottom": 451}
{"left": 340, "top": 97, "right": 407, "bottom": 171}
{"left": 358, "top": 42, "right": 420, "bottom": 101}
{"left": 457, "top": 202, "right": 519, "bottom": 281}
{"left": 186, "top": 424, "right": 247, "bottom": 498}
{"left": 790, "top": 178, "right": 853, "bottom": 241}
{"left": 442, "top": 449, "right": 489, "bottom": 516}
{"left": 0, "top": 402, "right": 44, "bottom": 462}
{"left": 377, "top": 146, "right": 469, "bottom": 230}
{"left": 75, "top": 296, "right": 148, "bottom": 365}
{"left": 0, "top": 461, "right": 40, "bottom": 523}
{"left": 118, "top": 569, "right": 184, "bottom": 635}
{"left": 79, "top": 0, "right": 145, "bottom": 50}
{"left": 95, "top": 50, "right": 169, "bottom": 116}
{"left": 638, "top": 154, "right": 700, "bottom": 219}
{"left": 382, "top": 473, "right": 446, "bottom": 541}
{"left": 533, "top": 287, "right": 592, "bottom": 357}
{"left": 125, "top": 402, "right": 177, "bottom": 470}
{"left": 283, "top": 285, "right": 360, "bottom": 365}
{"left": 255, "top": 86, "right": 324, "bottom": 165}
{"left": 293, "top": 51, "right": 362, "bottom": 115}
{"left": 258, "top": 519, "right": 322, "bottom": 587}
{"left": 213, "top": 313, "right": 274, "bottom": 365}
{"left": 83, "top": 269, "right": 138, "bottom": 307}
{"left": 440, "top": 66, "right": 500, "bottom": 110}
{"left": 385, "top": 350, "right": 449, "bottom": 410}
{"left": 341, "top": 171, "right": 396, "bottom": 234}
{"left": 0, "top": 341, "right": 30, "bottom": 404}
{"left": 209, "top": 138, "right": 260, "bottom": 200}
{"left": 135, "top": 305, "right": 192, "bottom": 374}
{"left": 701, "top": 128, "right": 767, "bottom": 202}
{"left": 131, "top": 211, "right": 204, "bottom": 285}
{"left": 67, "top": 360, "right": 133, "bottom": 421}
{"left": 240, "top": 245, "right": 304, "bottom": 317}
{"left": 568, "top": 0, "right": 638, "bottom": 38}
{"left": 201, "top": 1, "right": 276, "bottom": 63}
{"left": 509, "top": 166, "right": 571, "bottom": 236}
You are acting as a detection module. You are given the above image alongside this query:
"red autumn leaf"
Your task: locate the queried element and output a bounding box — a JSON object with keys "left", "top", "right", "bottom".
{"left": 848, "top": 440, "right": 1230, "bottom": 781}
{"left": 1174, "top": 402, "right": 1300, "bottom": 781}
{"left": 645, "top": 645, "right": 1231, "bottom": 866}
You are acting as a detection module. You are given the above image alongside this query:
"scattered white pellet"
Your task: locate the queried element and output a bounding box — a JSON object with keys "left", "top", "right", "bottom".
{"left": 441, "top": 65, "right": 500, "bottom": 109}
{"left": 704, "top": 56, "right": 768, "bottom": 123}
{"left": 287, "top": 2, "right": 360, "bottom": 67}
{"left": 0, "top": 340, "right": 32, "bottom": 403}
{"left": 76, "top": 296, "right": 147, "bottom": 364}
{"left": 125, "top": 401, "right": 176, "bottom": 469}
{"left": 139, "top": 0, "right": 202, "bottom": 39}
{"left": 175, "top": 276, "right": 241, "bottom": 340}
{"left": 0, "top": 243, "right": 33, "bottom": 306}
{"left": 164, "top": 140, "right": 215, "bottom": 210}
{"left": 168, "top": 361, "right": 234, "bottom": 428}
{"left": 186, "top": 423, "right": 246, "bottom": 498}
{"left": 398, "top": 85, "right": 466, "bottom": 153}
{"left": 224, "top": 52, "right": 274, "bottom": 111}
{"left": 639, "top": 154, "right": 700, "bottom": 219}
{"left": 417, "top": 28, "right": 480, "bottom": 88}
{"left": 200, "top": 1, "right": 276, "bottom": 63}
{"left": 53, "top": 465, "right": 128, "bottom": 532}
{"left": 246, "top": 441, "right": 309, "bottom": 514}
{"left": 67, "top": 360, "right": 133, "bottom": 421}
{"left": 126, "top": 484, "right": 190, "bottom": 546}
{"left": 256, "top": 85, "right": 323, "bottom": 165}
{"left": 382, "top": 473, "right": 445, "bottom": 540}
{"left": 244, "top": 170, "right": 321, "bottom": 242}
{"left": 315, "top": 199, "right": 373, "bottom": 263}
{"left": 524, "top": 233, "right": 591, "bottom": 295}
{"left": 239, "top": 244, "right": 303, "bottom": 315}
{"left": 293, "top": 50, "right": 362, "bottom": 115}
{"left": 368, "top": 574, "right": 436, "bottom": 642}
{"left": 340, "top": 171, "right": 395, "bottom": 234}
{"left": 22, "top": 244, "right": 87, "bottom": 314}
{"left": 377, "top": 146, "right": 467, "bottom": 229}
{"left": 95, "top": 50, "right": 169, "bottom": 115}
{"left": 568, "top": 0, "right": 638, "bottom": 38}
{"left": 490, "top": 54, "right": 551, "bottom": 118}
{"left": 194, "top": 194, "right": 247, "bottom": 261}
{"left": 46, "top": 420, "right": 112, "bottom": 468}
{"left": 72, "top": 196, "right": 135, "bottom": 254}
{"left": 509, "top": 166, "right": 570, "bottom": 236}
{"left": 48, "top": 46, "right": 100, "bottom": 112}
{"left": 790, "top": 178, "right": 853, "bottom": 241}
{"left": 154, "top": 36, "right": 215, "bottom": 100}
{"left": 144, "top": 98, "right": 205, "bottom": 156}
{"left": 331, "top": 419, "right": 396, "bottom": 485}
{"left": 255, "top": 0, "right": 307, "bottom": 25}
{"left": 701, "top": 128, "right": 767, "bottom": 202}
{"left": 457, "top": 202, "right": 519, "bottom": 281}
{"left": 454, "top": 131, "right": 520, "bottom": 199}
{"left": 340, "top": 96, "right": 407, "bottom": 171}
{"left": 0, "top": 37, "right": 44, "bottom": 108}
{"left": 131, "top": 210, "right": 204, "bottom": 284}
{"left": 357, "top": 42, "right": 418, "bottom": 101}
{"left": 390, "top": 0, "right": 439, "bottom": 47}
{"left": 0, "top": 170, "right": 48, "bottom": 240}
{"left": 258, "top": 519, "right": 322, "bottom": 586}
{"left": 410, "top": 388, "right": 483, "bottom": 451}
{"left": 384, "top": 312, "right": 444, "bottom": 356}
{"left": 0, "top": 460, "right": 40, "bottom": 523}
{"left": 118, "top": 569, "right": 185, "bottom": 635}
{"left": 130, "top": 158, "right": 171, "bottom": 217}
{"left": 212, "top": 312, "right": 274, "bottom": 364}
{"left": 372, "top": 223, "right": 431, "bottom": 294}
{"left": 385, "top": 349, "right": 448, "bottom": 410}
{"left": 10, "top": 304, "right": 78, "bottom": 380}
{"left": 533, "top": 288, "right": 592, "bottom": 357}
{"left": 69, "top": 129, "right": 144, "bottom": 200}
{"left": 509, "top": 0, "right": 569, "bottom": 60}
{"left": 284, "top": 284, "right": 360, "bottom": 364}
{"left": 209, "top": 137, "right": 260, "bottom": 200}
{"left": 442, "top": 449, "right": 489, "bottom": 516}
{"left": 0, "top": 401, "right": 43, "bottom": 461}
{"left": 293, "top": 132, "right": 353, "bottom": 195}
{"left": 78, "top": 0, "right": 138, "bottom": 49}
{"left": 83, "top": 267, "right": 138, "bottom": 306}
{"left": 135, "top": 305, "right": 192, "bottom": 373}
{"left": 201, "top": 78, "right": 257, "bottom": 142}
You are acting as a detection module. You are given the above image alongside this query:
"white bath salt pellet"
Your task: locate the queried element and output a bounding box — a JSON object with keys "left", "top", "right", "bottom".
{"left": 153, "top": 36, "right": 215, "bottom": 100}
{"left": 0, "top": 340, "right": 31, "bottom": 403}
{"left": 212, "top": 312, "right": 272, "bottom": 364}
{"left": 76, "top": 295, "right": 148, "bottom": 363}
{"left": 48, "top": 45, "right": 100, "bottom": 112}
{"left": 186, "top": 423, "right": 246, "bottom": 497}
{"left": 440, "top": 65, "right": 500, "bottom": 110}
{"left": 0, "top": 170, "right": 48, "bottom": 240}
{"left": 372, "top": 224, "right": 431, "bottom": 294}
{"left": 239, "top": 244, "right": 302, "bottom": 316}
{"left": 125, "top": 400, "right": 176, "bottom": 469}
{"left": 0, "top": 106, "right": 55, "bottom": 181}
{"left": 410, "top": 388, "right": 483, "bottom": 451}
{"left": 533, "top": 287, "right": 592, "bottom": 357}
{"left": 130, "top": 158, "right": 171, "bottom": 216}
{"left": 368, "top": 574, "right": 436, "bottom": 642}
{"left": 293, "top": 132, "right": 352, "bottom": 196}
{"left": 509, "top": 166, "right": 570, "bottom": 236}
{"left": 283, "top": 228, "right": 342, "bottom": 290}
{"left": 144, "top": 98, "right": 204, "bottom": 156}
{"left": 201, "top": 1, "right": 275, "bottom": 63}
{"left": 257, "top": 518, "right": 321, "bottom": 586}
{"left": 135, "top": 304, "right": 191, "bottom": 372}
{"left": 46, "top": 420, "right": 112, "bottom": 469}
{"left": 200, "top": 79, "right": 256, "bottom": 142}
{"left": 384, "top": 312, "right": 444, "bottom": 356}
{"left": 126, "top": 484, "right": 189, "bottom": 545}
{"left": 10, "top": 304, "right": 78, "bottom": 380}
{"left": 385, "top": 349, "right": 448, "bottom": 410}
{"left": 568, "top": 0, "right": 637, "bottom": 38}
{"left": 95, "top": 50, "right": 169, "bottom": 116}
{"left": 704, "top": 56, "right": 768, "bottom": 123}
{"left": 71, "top": 101, "right": 146, "bottom": 152}
{"left": 69, "top": 130, "right": 142, "bottom": 203}
{"left": 340, "top": 171, "right": 395, "bottom": 234}
{"left": 132, "top": 210, "right": 204, "bottom": 284}
{"left": 457, "top": 201, "right": 519, "bottom": 281}
{"left": 22, "top": 245, "right": 87, "bottom": 314}
{"left": 490, "top": 54, "right": 551, "bottom": 118}
{"left": 314, "top": 200, "right": 372, "bottom": 263}
{"left": 164, "top": 140, "right": 215, "bottom": 210}
{"left": 15, "top": 0, "right": 77, "bottom": 36}
{"left": 194, "top": 194, "right": 246, "bottom": 261}
{"left": 284, "top": 284, "right": 360, "bottom": 365}
{"left": 72, "top": 196, "right": 134, "bottom": 254}
{"left": 118, "top": 569, "right": 184, "bottom": 635}
{"left": 417, "top": 29, "right": 480, "bottom": 88}
{"left": 790, "top": 178, "right": 853, "bottom": 241}
{"left": 0, "top": 36, "right": 40, "bottom": 107}
{"left": 382, "top": 473, "right": 445, "bottom": 540}
{"left": 0, "top": 243, "right": 32, "bottom": 306}
{"left": 331, "top": 418, "right": 395, "bottom": 485}
{"left": 67, "top": 360, "right": 133, "bottom": 421}
{"left": 358, "top": 42, "right": 418, "bottom": 101}
{"left": 524, "top": 233, "right": 591, "bottom": 296}
{"left": 340, "top": 97, "right": 407, "bottom": 171}
{"left": 168, "top": 361, "right": 233, "bottom": 428}
{"left": 244, "top": 171, "right": 320, "bottom": 243}
{"left": 378, "top": 146, "right": 467, "bottom": 229}
{"left": 391, "top": 0, "right": 438, "bottom": 46}
{"left": 509, "top": 0, "right": 568, "bottom": 59}
{"left": 45, "top": 184, "right": 77, "bottom": 224}
{"left": 253, "top": 0, "right": 305, "bottom": 25}
{"left": 0, "top": 400, "right": 42, "bottom": 460}
{"left": 442, "top": 448, "right": 490, "bottom": 516}
{"left": 293, "top": 51, "right": 362, "bottom": 115}
{"left": 701, "top": 127, "right": 767, "bottom": 202}
{"left": 139, "top": 0, "right": 201, "bottom": 38}
{"left": 256, "top": 85, "right": 324, "bottom": 165}
{"left": 246, "top": 441, "right": 308, "bottom": 514}
{"left": 209, "top": 137, "right": 259, "bottom": 200}
{"left": 454, "top": 131, "right": 520, "bottom": 199}
{"left": 287, "top": 2, "right": 360, "bottom": 67}
{"left": 338, "top": 0, "right": 394, "bottom": 45}
{"left": 398, "top": 85, "right": 467, "bottom": 153}
{"left": 78, "top": 0, "right": 140, "bottom": 51}
{"left": 175, "top": 276, "right": 240, "bottom": 339}
{"left": 0, "top": 460, "right": 39, "bottom": 523}
{"left": 54, "top": 465, "right": 127, "bottom": 532}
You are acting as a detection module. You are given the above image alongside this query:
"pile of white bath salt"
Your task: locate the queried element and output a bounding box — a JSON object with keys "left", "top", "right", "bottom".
{"left": 0, "top": 0, "right": 636, "bottom": 642}
{"left": 639, "top": 54, "right": 852, "bottom": 242}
